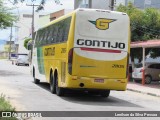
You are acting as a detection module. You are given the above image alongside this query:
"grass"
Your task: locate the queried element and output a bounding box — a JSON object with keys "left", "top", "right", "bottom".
{"left": 0, "top": 94, "right": 17, "bottom": 120}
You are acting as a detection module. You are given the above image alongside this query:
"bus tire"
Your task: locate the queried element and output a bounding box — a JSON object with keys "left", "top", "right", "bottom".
{"left": 100, "top": 90, "right": 110, "bottom": 97}
{"left": 33, "top": 68, "right": 40, "bottom": 84}
{"left": 34, "top": 78, "right": 40, "bottom": 84}
{"left": 50, "top": 72, "right": 56, "bottom": 94}
{"left": 55, "top": 74, "right": 64, "bottom": 96}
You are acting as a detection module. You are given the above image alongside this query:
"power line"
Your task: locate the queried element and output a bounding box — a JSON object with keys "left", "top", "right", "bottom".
{"left": 26, "top": 3, "right": 39, "bottom": 40}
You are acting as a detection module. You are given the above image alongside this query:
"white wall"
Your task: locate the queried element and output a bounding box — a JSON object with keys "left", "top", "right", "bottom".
{"left": 92, "top": 0, "right": 110, "bottom": 10}
{"left": 38, "top": 14, "right": 50, "bottom": 29}
{"left": 74, "top": 0, "right": 110, "bottom": 10}
{"left": 16, "top": 13, "right": 41, "bottom": 54}
{"left": 116, "top": 0, "right": 126, "bottom": 6}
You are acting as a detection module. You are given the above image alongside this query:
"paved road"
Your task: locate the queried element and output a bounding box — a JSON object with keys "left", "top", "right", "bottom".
{"left": 0, "top": 60, "right": 160, "bottom": 120}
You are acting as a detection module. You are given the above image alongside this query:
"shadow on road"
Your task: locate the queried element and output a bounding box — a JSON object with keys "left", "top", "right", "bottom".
{"left": 36, "top": 82, "right": 142, "bottom": 108}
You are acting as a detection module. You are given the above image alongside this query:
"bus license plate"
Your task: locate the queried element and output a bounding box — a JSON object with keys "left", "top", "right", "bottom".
{"left": 94, "top": 79, "right": 104, "bottom": 83}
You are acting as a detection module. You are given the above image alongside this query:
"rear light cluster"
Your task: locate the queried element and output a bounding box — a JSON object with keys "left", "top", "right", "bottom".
{"left": 68, "top": 48, "right": 73, "bottom": 75}
{"left": 126, "top": 54, "right": 129, "bottom": 78}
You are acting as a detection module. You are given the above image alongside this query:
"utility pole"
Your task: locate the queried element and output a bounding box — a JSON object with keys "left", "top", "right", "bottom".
{"left": 88, "top": 0, "right": 92, "bottom": 8}
{"left": 26, "top": 4, "right": 39, "bottom": 40}
{"left": 26, "top": 4, "right": 39, "bottom": 63}
{"left": 109, "top": 0, "right": 114, "bottom": 11}
{"left": 9, "top": 24, "right": 13, "bottom": 60}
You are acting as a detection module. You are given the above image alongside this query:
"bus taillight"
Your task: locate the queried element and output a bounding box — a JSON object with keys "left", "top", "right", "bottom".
{"left": 126, "top": 53, "right": 129, "bottom": 78}
{"left": 68, "top": 48, "right": 73, "bottom": 75}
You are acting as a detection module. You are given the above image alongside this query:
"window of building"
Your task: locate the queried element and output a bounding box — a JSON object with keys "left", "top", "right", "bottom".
{"left": 23, "top": 14, "right": 33, "bottom": 18}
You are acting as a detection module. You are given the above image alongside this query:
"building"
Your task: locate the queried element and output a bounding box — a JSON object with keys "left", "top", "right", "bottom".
{"left": 74, "top": 0, "right": 160, "bottom": 11}
{"left": 116, "top": 0, "right": 160, "bottom": 9}
{"left": 74, "top": 0, "right": 110, "bottom": 10}
{"left": 16, "top": 9, "right": 73, "bottom": 54}
{"left": 38, "top": 9, "right": 73, "bottom": 28}
{"left": 15, "top": 13, "right": 41, "bottom": 54}
{"left": 0, "top": 41, "right": 17, "bottom": 58}
{"left": 50, "top": 9, "right": 64, "bottom": 21}
{"left": 0, "top": 52, "right": 8, "bottom": 58}
{"left": 38, "top": 9, "right": 65, "bottom": 28}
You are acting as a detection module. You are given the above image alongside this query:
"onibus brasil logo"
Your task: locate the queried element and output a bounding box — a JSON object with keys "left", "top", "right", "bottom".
{"left": 89, "top": 18, "right": 116, "bottom": 30}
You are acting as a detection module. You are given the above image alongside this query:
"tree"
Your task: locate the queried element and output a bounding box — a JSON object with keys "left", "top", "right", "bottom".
{"left": 117, "top": 3, "right": 160, "bottom": 62}
{"left": 11, "top": 0, "right": 61, "bottom": 11}
{"left": 0, "top": 0, "right": 17, "bottom": 29}
{"left": 23, "top": 38, "right": 32, "bottom": 50}
{"left": 4, "top": 44, "right": 15, "bottom": 52}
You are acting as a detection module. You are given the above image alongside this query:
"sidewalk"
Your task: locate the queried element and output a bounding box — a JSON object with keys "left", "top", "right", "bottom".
{"left": 127, "top": 82, "right": 160, "bottom": 97}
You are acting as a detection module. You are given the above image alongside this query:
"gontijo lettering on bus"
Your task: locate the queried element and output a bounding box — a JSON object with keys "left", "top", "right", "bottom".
{"left": 77, "top": 39, "right": 125, "bottom": 49}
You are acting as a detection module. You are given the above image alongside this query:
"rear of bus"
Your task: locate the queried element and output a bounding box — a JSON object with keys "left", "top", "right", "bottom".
{"left": 67, "top": 9, "right": 130, "bottom": 91}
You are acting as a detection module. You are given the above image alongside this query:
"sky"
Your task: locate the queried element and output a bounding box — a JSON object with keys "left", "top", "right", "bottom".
{"left": 0, "top": 0, "right": 74, "bottom": 42}
{"left": 0, "top": 40, "right": 6, "bottom": 51}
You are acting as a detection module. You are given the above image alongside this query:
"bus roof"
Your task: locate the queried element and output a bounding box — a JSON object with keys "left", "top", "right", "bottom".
{"left": 37, "top": 8, "right": 128, "bottom": 31}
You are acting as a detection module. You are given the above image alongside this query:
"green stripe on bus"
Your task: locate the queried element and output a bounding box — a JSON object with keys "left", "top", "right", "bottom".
{"left": 37, "top": 47, "right": 45, "bottom": 74}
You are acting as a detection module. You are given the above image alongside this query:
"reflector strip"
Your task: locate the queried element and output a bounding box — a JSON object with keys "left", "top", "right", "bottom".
{"left": 80, "top": 48, "right": 121, "bottom": 53}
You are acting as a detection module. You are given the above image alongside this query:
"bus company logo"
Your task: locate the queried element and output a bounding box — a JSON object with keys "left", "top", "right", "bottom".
{"left": 89, "top": 18, "right": 116, "bottom": 30}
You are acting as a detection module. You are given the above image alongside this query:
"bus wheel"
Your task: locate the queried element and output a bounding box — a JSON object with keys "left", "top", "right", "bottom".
{"left": 34, "top": 78, "right": 40, "bottom": 84}
{"left": 33, "top": 69, "right": 40, "bottom": 84}
{"left": 100, "top": 90, "right": 110, "bottom": 97}
{"left": 55, "top": 74, "right": 64, "bottom": 96}
{"left": 50, "top": 73, "right": 56, "bottom": 94}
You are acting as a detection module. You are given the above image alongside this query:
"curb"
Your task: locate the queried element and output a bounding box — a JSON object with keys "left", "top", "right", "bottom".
{"left": 127, "top": 88, "right": 160, "bottom": 98}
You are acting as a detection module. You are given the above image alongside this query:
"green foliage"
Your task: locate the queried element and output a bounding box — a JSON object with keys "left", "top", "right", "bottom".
{"left": 0, "top": 94, "right": 17, "bottom": 120}
{"left": 23, "top": 38, "right": 32, "bottom": 50}
{"left": 117, "top": 3, "right": 160, "bottom": 61}
{"left": 0, "top": 0, "right": 17, "bottom": 29}
{"left": 0, "top": 94, "right": 15, "bottom": 111}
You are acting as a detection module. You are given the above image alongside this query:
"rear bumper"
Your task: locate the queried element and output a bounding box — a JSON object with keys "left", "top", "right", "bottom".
{"left": 64, "top": 76, "right": 127, "bottom": 91}
{"left": 132, "top": 72, "right": 142, "bottom": 79}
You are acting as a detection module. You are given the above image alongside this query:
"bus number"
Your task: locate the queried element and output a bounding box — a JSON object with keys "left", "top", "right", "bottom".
{"left": 112, "top": 64, "right": 124, "bottom": 68}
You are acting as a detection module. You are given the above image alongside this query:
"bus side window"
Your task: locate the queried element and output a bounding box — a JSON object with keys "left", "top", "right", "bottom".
{"left": 35, "top": 33, "right": 38, "bottom": 47}
{"left": 35, "top": 32, "right": 40, "bottom": 47}
{"left": 63, "top": 17, "right": 71, "bottom": 42}
{"left": 41, "top": 29, "right": 45, "bottom": 45}
{"left": 52, "top": 24, "right": 58, "bottom": 44}
{"left": 39, "top": 29, "right": 45, "bottom": 46}
{"left": 47, "top": 26, "right": 52, "bottom": 44}
{"left": 57, "top": 21, "right": 64, "bottom": 43}
{"left": 43, "top": 28, "right": 49, "bottom": 45}
{"left": 38, "top": 16, "right": 72, "bottom": 45}
{"left": 50, "top": 26, "right": 54, "bottom": 44}
{"left": 62, "top": 21, "right": 67, "bottom": 42}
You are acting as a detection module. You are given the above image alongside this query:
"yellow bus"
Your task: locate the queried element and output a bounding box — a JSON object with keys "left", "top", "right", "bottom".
{"left": 31, "top": 8, "right": 130, "bottom": 97}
